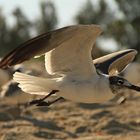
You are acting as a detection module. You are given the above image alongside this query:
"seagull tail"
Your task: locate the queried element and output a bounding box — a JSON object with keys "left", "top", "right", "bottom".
{"left": 13, "top": 72, "right": 58, "bottom": 95}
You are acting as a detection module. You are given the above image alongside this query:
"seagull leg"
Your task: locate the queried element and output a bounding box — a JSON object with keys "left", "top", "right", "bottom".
{"left": 28, "top": 90, "right": 59, "bottom": 106}
{"left": 36, "top": 97, "right": 64, "bottom": 107}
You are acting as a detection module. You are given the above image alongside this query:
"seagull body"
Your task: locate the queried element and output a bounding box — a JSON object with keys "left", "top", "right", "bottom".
{"left": 0, "top": 25, "right": 140, "bottom": 105}
{"left": 15, "top": 72, "right": 112, "bottom": 103}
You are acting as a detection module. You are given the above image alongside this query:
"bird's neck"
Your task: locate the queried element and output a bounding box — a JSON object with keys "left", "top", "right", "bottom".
{"left": 93, "top": 74, "right": 115, "bottom": 102}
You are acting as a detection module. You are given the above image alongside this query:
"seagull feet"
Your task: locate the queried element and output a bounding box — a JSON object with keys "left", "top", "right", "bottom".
{"left": 28, "top": 90, "right": 59, "bottom": 107}
{"left": 28, "top": 97, "right": 64, "bottom": 107}
{"left": 28, "top": 99, "right": 44, "bottom": 106}
{"left": 36, "top": 101, "right": 52, "bottom": 106}
{"left": 28, "top": 99, "right": 53, "bottom": 107}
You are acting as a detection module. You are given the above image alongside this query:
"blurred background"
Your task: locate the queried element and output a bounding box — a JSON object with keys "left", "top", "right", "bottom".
{"left": 0, "top": 0, "right": 140, "bottom": 140}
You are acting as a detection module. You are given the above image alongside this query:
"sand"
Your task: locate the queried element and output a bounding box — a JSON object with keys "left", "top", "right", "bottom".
{"left": 0, "top": 91, "right": 140, "bottom": 140}
{"left": 0, "top": 61, "right": 140, "bottom": 140}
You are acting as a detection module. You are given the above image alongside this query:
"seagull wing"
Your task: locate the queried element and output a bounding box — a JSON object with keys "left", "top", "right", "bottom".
{"left": 0, "top": 25, "right": 102, "bottom": 78}
{"left": 0, "top": 26, "right": 79, "bottom": 68}
{"left": 93, "top": 49, "right": 137, "bottom": 75}
{"left": 44, "top": 25, "right": 102, "bottom": 77}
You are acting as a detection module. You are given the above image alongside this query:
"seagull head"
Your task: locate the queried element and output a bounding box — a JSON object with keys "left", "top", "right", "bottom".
{"left": 109, "top": 76, "right": 140, "bottom": 94}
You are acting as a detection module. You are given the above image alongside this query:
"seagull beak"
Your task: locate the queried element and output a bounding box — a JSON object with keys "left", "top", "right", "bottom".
{"left": 122, "top": 80, "right": 140, "bottom": 92}
{"left": 128, "top": 84, "right": 140, "bottom": 92}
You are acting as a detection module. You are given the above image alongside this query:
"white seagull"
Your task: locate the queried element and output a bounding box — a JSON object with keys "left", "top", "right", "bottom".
{"left": 0, "top": 25, "right": 140, "bottom": 106}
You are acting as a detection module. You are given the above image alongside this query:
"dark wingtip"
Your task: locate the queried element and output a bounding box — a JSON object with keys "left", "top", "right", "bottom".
{"left": 0, "top": 53, "right": 15, "bottom": 69}
{"left": 0, "top": 50, "right": 21, "bottom": 69}
{"left": 0, "top": 59, "right": 9, "bottom": 69}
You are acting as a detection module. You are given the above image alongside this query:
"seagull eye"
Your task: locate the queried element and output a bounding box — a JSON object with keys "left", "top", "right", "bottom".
{"left": 117, "top": 79, "right": 124, "bottom": 85}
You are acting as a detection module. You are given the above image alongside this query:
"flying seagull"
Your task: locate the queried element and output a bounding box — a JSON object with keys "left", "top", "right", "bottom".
{"left": 0, "top": 25, "right": 140, "bottom": 106}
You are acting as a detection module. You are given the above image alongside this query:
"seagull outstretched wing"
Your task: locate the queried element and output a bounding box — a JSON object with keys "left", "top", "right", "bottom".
{"left": 0, "top": 25, "right": 80, "bottom": 68}
{"left": 0, "top": 25, "right": 102, "bottom": 78}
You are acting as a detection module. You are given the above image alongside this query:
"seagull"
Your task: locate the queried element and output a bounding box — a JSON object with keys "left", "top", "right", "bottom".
{"left": 0, "top": 24, "right": 140, "bottom": 107}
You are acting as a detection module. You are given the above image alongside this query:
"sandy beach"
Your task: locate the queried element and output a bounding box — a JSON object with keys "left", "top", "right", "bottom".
{"left": 0, "top": 62, "right": 140, "bottom": 140}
